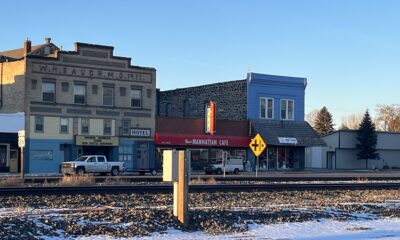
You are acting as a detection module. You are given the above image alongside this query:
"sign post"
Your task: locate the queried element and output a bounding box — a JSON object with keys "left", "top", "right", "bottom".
{"left": 18, "top": 130, "right": 25, "bottom": 179}
{"left": 249, "top": 133, "right": 267, "bottom": 177}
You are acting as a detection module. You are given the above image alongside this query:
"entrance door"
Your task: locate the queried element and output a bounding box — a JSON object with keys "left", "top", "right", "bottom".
{"left": 0, "top": 144, "right": 9, "bottom": 172}
{"left": 137, "top": 143, "right": 149, "bottom": 170}
{"left": 9, "top": 150, "right": 18, "bottom": 173}
{"left": 327, "top": 152, "right": 336, "bottom": 170}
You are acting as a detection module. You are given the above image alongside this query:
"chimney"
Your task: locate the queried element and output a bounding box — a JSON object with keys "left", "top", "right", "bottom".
{"left": 24, "top": 38, "right": 31, "bottom": 55}
{"left": 45, "top": 37, "right": 51, "bottom": 44}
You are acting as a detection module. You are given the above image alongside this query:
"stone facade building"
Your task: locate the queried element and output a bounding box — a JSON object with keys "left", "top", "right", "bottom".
{"left": 158, "top": 80, "right": 247, "bottom": 121}
{"left": 0, "top": 38, "right": 156, "bottom": 173}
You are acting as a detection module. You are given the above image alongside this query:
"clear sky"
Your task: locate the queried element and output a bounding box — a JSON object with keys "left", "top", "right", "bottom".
{"left": 1, "top": 0, "right": 399, "bottom": 128}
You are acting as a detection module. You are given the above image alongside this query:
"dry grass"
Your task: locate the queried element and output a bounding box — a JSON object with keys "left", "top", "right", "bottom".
{"left": 0, "top": 177, "right": 24, "bottom": 187}
{"left": 60, "top": 174, "right": 95, "bottom": 186}
{"left": 189, "top": 176, "right": 217, "bottom": 185}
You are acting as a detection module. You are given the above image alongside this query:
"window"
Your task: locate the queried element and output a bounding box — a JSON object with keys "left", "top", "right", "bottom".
{"left": 103, "top": 87, "right": 114, "bottom": 106}
{"left": 260, "top": 98, "right": 274, "bottom": 119}
{"left": 121, "top": 120, "right": 130, "bottom": 135}
{"left": 120, "top": 87, "right": 126, "bottom": 97}
{"left": 31, "top": 79, "right": 37, "bottom": 90}
{"left": 280, "top": 99, "right": 294, "bottom": 120}
{"left": 131, "top": 89, "right": 141, "bottom": 108}
{"left": 74, "top": 85, "right": 86, "bottom": 104}
{"left": 61, "top": 82, "right": 69, "bottom": 92}
{"left": 60, "top": 118, "right": 68, "bottom": 134}
{"left": 103, "top": 119, "right": 112, "bottom": 135}
{"left": 30, "top": 150, "right": 53, "bottom": 161}
{"left": 119, "top": 145, "right": 133, "bottom": 162}
{"left": 81, "top": 118, "right": 89, "bottom": 134}
{"left": 92, "top": 85, "right": 98, "bottom": 94}
{"left": 35, "top": 116, "right": 44, "bottom": 132}
{"left": 147, "top": 89, "right": 152, "bottom": 98}
{"left": 42, "top": 82, "right": 55, "bottom": 102}
{"left": 97, "top": 156, "right": 106, "bottom": 162}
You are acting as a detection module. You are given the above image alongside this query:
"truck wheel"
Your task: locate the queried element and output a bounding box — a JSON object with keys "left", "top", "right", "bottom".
{"left": 150, "top": 169, "right": 157, "bottom": 176}
{"left": 216, "top": 168, "right": 223, "bottom": 175}
{"left": 76, "top": 168, "right": 85, "bottom": 175}
{"left": 234, "top": 168, "right": 240, "bottom": 175}
{"left": 111, "top": 167, "right": 119, "bottom": 176}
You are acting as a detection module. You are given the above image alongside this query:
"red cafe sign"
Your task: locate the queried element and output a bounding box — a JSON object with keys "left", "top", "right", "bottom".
{"left": 155, "top": 133, "right": 250, "bottom": 148}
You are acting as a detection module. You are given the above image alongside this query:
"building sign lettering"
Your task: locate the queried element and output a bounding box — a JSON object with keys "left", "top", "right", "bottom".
{"left": 278, "top": 137, "right": 298, "bottom": 145}
{"left": 76, "top": 136, "right": 119, "bottom": 146}
{"left": 130, "top": 128, "right": 151, "bottom": 137}
{"left": 33, "top": 63, "right": 151, "bottom": 82}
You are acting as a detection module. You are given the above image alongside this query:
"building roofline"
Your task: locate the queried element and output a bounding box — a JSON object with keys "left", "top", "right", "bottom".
{"left": 160, "top": 79, "right": 246, "bottom": 92}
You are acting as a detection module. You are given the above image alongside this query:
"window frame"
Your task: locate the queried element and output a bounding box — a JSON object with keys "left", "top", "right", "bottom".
{"left": 102, "top": 87, "right": 114, "bottom": 106}
{"left": 42, "top": 81, "right": 56, "bottom": 103}
{"left": 35, "top": 116, "right": 44, "bottom": 133}
{"left": 60, "top": 118, "right": 69, "bottom": 134}
{"left": 81, "top": 118, "right": 90, "bottom": 135}
{"left": 103, "top": 119, "right": 112, "bottom": 135}
{"left": 121, "top": 120, "right": 131, "bottom": 136}
{"left": 130, "top": 88, "right": 142, "bottom": 108}
{"left": 74, "top": 84, "right": 86, "bottom": 104}
{"left": 259, "top": 97, "right": 274, "bottom": 119}
{"left": 280, "top": 99, "right": 294, "bottom": 120}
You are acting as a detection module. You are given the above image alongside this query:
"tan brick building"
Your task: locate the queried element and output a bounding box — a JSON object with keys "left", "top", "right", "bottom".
{"left": 0, "top": 38, "right": 156, "bottom": 173}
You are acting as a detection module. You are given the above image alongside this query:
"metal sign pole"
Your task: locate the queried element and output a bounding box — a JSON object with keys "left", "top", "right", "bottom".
{"left": 223, "top": 151, "right": 226, "bottom": 178}
{"left": 256, "top": 156, "right": 258, "bottom": 178}
{"left": 20, "top": 147, "right": 24, "bottom": 179}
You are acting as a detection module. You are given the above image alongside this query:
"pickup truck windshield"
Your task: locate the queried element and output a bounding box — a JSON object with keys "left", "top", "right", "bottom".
{"left": 74, "top": 156, "right": 87, "bottom": 162}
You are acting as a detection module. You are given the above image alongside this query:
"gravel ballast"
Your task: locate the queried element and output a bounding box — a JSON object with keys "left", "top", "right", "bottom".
{"left": 0, "top": 189, "right": 399, "bottom": 239}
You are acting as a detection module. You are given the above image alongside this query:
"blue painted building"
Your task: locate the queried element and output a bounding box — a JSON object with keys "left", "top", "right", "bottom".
{"left": 158, "top": 72, "right": 325, "bottom": 171}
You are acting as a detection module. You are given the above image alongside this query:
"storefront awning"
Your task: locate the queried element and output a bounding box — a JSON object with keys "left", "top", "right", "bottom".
{"left": 155, "top": 133, "right": 250, "bottom": 148}
{"left": 251, "top": 120, "right": 326, "bottom": 147}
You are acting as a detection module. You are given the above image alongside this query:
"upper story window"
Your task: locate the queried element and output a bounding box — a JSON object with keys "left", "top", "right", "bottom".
{"left": 260, "top": 97, "right": 274, "bottom": 119}
{"left": 81, "top": 118, "right": 90, "bottom": 134}
{"left": 281, "top": 99, "right": 294, "bottom": 120}
{"left": 35, "top": 116, "right": 44, "bottom": 133}
{"left": 42, "top": 82, "right": 55, "bottom": 102}
{"left": 103, "top": 119, "right": 112, "bottom": 135}
{"left": 103, "top": 87, "right": 114, "bottom": 106}
{"left": 60, "top": 118, "right": 68, "bottom": 134}
{"left": 74, "top": 85, "right": 86, "bottom": 104}
{"left": 131, "top": 88, "right": 142, "bottom": 108}
{"left": 121, "top": 120, "right": 131, "bottom": 136}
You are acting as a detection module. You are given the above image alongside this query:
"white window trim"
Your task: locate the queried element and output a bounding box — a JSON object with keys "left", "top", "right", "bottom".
{"left": 60, "top": 118, "right": 69, "bottom": 134}
{"left": 259, "top": 97, "right": 274, "bottom": 119}
{"left": 280, "top": 99, "right": 295, "bottom": 120}
{"left": 74, "top": 85, "right": 86, "bottom": 105}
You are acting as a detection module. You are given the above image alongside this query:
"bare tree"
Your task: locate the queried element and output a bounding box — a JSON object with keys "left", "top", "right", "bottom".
{"left": 375, "top": 104, "right": 400, "bottom": 132}
{"left": 305, "top": 109, "right": 319, "bottom": 127}
{"left": 341, "top": 113, "right": 364, "bottom": 130}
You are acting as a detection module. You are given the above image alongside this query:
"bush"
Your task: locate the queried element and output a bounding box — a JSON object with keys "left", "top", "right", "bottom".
{"left": 60, "top": 174, "right": 94, "bottom": 186}
{"left": 0, "top": 177, "right": 24, "bottom": 187}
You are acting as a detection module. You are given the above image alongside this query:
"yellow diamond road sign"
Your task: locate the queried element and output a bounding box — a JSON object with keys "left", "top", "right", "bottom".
{"left": 249, "top": 133, "right": 267, "bottom": 157}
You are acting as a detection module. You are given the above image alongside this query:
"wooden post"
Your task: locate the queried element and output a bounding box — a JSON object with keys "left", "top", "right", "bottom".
{"left": 178, "top": 150, "right": 188, "bottom": 226}
{"left": 256, "top": 156, "right": 259, "bottom": 177}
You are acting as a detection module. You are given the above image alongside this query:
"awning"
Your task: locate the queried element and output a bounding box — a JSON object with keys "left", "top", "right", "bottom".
{"left": 251, "top": 120, "right": 326, "bottom": 147}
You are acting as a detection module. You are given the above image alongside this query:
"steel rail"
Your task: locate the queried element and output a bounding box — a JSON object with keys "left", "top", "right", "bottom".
{"left": 0, "top": 182, "right": 400, "bottom": 196}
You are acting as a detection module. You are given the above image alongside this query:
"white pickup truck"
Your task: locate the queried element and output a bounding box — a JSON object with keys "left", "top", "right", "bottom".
{"left": 204, "top": 156, "right": 244, "bottom": 175}
{"left": 60, "top": 155, "right": 125, "bottom": 176}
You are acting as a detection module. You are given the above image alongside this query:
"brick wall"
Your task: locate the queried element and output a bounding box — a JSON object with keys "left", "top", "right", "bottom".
{"left": 158, "top": 79, "right": 248, "bottom": 121}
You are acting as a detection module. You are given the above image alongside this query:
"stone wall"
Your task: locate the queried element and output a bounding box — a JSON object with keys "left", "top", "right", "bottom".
{"left": 158, "top": 80, "right": 247, "bottom": 121}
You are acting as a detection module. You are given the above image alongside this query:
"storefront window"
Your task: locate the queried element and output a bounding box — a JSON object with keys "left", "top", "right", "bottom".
{"left": 119, "top": 146, "right": 133, "bottom": 162}
{"left": 189, "top": 149, "right": 208, "bottom": 170}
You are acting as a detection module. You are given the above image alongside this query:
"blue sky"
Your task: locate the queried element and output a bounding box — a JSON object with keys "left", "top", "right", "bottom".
{"left": 1, "top": 0, "right": 399, "bottom": 128}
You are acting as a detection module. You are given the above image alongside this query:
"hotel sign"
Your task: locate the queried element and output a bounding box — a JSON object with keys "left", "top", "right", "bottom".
{"left": 130, "top": 128, "right": 151, "bottom": 137}
{"left": 76, "top": 136, "right": 119, "bottom": 146}
{"left": 32, "top": 63, "right": 151, "bottom": 82}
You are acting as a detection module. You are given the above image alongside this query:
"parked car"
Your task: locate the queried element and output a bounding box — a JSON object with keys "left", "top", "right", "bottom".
{"left": 205, "top": 156, "right": 244, "bottom": 175}
{"left": 60, "top": 155, "right": 125, "bottom": 176}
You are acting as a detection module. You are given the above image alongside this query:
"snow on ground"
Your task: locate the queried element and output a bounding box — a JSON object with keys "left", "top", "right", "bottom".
{"left": 75, "top": 218, "right": 400, "bottom": 240}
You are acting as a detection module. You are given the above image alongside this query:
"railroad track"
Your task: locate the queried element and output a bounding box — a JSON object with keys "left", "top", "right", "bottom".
{"left": 1, "top": 182, "right": 400, "bottom": 196}
{"left": 3, "top": 174, "right": 400, "bottom": 184}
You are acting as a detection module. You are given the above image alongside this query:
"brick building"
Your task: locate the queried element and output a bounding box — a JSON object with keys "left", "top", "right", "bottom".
{"left": 0, "top": 38, "right": 156, "bottom": 173}
{"left": 157, "top": 72, "right": 325, "bottom": 171}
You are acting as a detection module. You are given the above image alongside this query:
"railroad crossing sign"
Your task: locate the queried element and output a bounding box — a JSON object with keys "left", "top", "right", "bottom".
{"left": 249, "top": 133, "right": 267, "bottom": 157}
